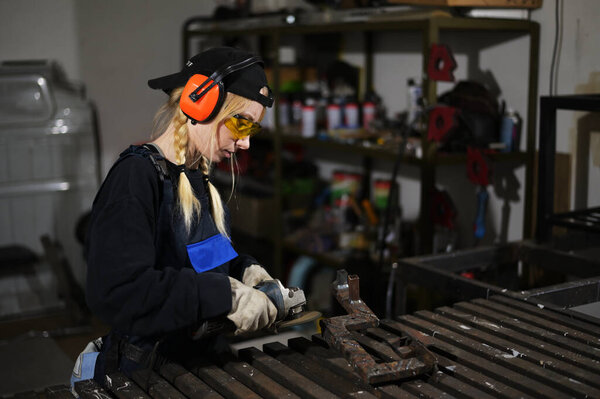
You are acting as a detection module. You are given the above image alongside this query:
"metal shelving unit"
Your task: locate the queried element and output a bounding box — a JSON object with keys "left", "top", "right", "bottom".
{"left": 183, "top": 10, "right": 539, "bottom": 278}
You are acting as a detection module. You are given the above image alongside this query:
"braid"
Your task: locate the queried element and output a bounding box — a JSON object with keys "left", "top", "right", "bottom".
{"left": 152, "top": 88, "right": 267, "bottom": 238}
{"left": 200, "top": 158, "right": 230, "bottom": 240}
{"left": 173, "top": 109, "right": 201, "bottom": 232}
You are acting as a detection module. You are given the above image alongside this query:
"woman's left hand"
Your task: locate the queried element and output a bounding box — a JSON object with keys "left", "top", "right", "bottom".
{"left": 242, "top": 264, "right": 273, "bottom": 287}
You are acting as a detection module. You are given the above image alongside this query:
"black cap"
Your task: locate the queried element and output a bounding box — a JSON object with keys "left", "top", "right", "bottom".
{"left": 148, "top": 47, "right": 273, "bottom": 107}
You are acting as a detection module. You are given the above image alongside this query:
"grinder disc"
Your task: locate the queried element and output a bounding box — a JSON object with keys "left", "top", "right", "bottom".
{"left": 278, "top": 310, "right": 322, "bottom": 329}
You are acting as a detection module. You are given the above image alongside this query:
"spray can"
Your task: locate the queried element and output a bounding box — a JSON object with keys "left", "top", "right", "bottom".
{"left": 344, "top": 102, "right": 359, "bottom": 128}
{"left": 500, "top": 108, "right": 521, "bottom": 152}
{"left": 362, "top": 102, "right": 376, "bottom": 131}
{"left": 279, "top": 98, "right": 290, "bottom": 127}
{"left": 327, "top": 103, "right": 342, "bottom": 130}
{"left": 262, "top": 105, "right": 274, "bottom": 130}
{"left": 292, "top": 99, "right": 303, "bottom": 125}
{"left": 301, "top": 105, "right": 316, "bottom": 138}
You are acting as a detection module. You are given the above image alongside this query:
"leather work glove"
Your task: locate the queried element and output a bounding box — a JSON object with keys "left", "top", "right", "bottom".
{"left": 242, "top": 264, "right": 273, "bottom": 287}
{"left": 227, "top": 277, "right": 277, "bottom": 335}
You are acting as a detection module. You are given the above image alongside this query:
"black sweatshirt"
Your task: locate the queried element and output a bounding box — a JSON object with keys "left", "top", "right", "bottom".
{"left": 85, "top": 148, "right": 256, "bottom": 338}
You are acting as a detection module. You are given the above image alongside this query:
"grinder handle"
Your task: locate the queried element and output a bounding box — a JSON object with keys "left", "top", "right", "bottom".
{"left": 191, "top": 317, "right": 235, "bottom": 340}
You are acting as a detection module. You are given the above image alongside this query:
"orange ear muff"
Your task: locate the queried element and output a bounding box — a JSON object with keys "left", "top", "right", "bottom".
{"left": 180, "top": 74, "right": 225, "bottom": 123}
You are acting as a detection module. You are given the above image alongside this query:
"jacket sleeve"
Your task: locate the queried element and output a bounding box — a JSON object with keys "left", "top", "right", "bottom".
{"left": 228, "top": 253, "right": 260, "bottom": 282}
{"left": 85, "top": 156, "right": 231, "bottom": 337}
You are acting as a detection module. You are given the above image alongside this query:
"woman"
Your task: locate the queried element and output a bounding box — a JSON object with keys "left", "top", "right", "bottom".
{"left": 84, "top": 47, "right": 277, "bottom": 383}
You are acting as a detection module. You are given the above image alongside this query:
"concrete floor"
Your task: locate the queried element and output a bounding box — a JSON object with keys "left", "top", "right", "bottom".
{"left": 0, "top": 312, "right": 109, "bottom": 397}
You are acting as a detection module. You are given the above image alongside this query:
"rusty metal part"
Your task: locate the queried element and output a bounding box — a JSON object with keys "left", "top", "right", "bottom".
{"left": 321, "top": 269, "right": 436, "bottom": 385}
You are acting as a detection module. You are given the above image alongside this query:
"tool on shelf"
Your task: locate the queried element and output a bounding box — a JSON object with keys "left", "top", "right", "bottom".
{"left": 427, "top": 105, "right": 459, "bottom": 143}
{"left": 427, "top": 43, "right": 457, "bottom": 82}
{"left": 467, "top": 147, "right": 491, "bottom": 242}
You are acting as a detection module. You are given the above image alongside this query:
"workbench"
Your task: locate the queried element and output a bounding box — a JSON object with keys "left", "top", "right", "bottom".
{"left": 18, "top": 290, "right": 600, "bottom": 399}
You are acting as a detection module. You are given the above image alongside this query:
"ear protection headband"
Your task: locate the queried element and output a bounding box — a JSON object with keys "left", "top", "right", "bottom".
{"left": 180, "top": 56, "right": 263, "bottom": 123}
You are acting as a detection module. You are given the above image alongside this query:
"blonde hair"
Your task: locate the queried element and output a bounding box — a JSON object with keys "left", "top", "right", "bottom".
{"left": 152, "top": 87, "right": 265, "bottom": 238}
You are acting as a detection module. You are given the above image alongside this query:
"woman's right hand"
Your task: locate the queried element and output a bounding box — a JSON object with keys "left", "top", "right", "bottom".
{"left": 226, "top": 277, "right": 277, "bottom": 335}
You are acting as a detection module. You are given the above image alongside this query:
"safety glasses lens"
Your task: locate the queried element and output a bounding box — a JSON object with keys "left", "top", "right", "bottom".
{"left": 224, "top": 115, "right": 261, "bottom": 139}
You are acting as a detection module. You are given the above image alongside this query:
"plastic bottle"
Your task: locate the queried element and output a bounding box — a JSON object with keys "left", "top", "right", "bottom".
{"left": 344, "top": 102, "right": 359, "bottom": 128}
{"left": 500, "top": 108, "right": 521, "bottom": 152}
{"left": 327, "top": 103, "right": 342, "bottom": 130}
{"left": 362, "top": 102, "right": 376, "bottom": 131}
{"left": 279, "top": 97, "right": 290, "bottom": 127}
{"left": 407, "top": 78, "right": 422, "bottom": 126}
{"left": 301, "top": 104, "right": 316, "bottom": 138}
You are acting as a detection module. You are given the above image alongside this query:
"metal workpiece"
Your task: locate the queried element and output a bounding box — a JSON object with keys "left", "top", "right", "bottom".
{"left": 330, "top": 270, "right": 379, "bottom": 321}
{"left": 321, "top": 270, "right": 436, "bottom": 385}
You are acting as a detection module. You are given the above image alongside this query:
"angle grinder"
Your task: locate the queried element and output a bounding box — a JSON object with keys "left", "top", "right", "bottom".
{"left": 192, "top": 279, "right": 321, "bottom": 339}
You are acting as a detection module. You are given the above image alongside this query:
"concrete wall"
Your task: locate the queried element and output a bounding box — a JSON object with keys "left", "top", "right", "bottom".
{"left": 75, "top": 0, "right": 217, "bottom": 172}
{"left": 0, "top": 0, "right": 598, "bottom": 253}
{"left": 0, "top": 0, "right": 81, "bottom": 80}
{"left": 535, "top": 2, "right": 600, "bottom": 210}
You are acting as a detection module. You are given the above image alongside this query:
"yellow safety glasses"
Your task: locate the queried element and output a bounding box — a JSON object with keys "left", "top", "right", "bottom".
{"left": 224, "top": 114, "right": 262, "bottom": 140}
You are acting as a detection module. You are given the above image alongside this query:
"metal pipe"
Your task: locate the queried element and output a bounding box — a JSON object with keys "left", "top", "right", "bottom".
{"left": 348, "top": 274, "right": 360, "bottom": 302}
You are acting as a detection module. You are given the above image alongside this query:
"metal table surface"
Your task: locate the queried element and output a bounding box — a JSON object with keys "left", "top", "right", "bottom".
{"left": 14, "top": 293, "right": 600, "bottom": 399}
